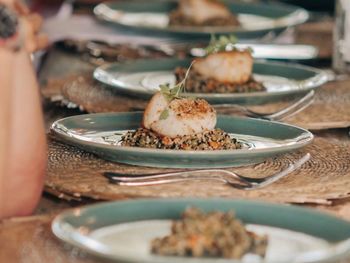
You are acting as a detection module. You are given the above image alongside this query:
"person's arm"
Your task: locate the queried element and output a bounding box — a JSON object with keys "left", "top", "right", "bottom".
{"left": 0, "top": 50, "right": 47, "bottom": 218}
{"left": 0, "top": 2, "right": 47, "bottom": 218}
{"left": 0, "top": 49, "right": 14, "bottom": 217}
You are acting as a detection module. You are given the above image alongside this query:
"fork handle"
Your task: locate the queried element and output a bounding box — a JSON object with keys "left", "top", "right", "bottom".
{"left": 109, "top": 175, "right": 246, "bottom": 187}
{"left": 105, "top": 169, "right": 235, "bottom": 180}
{"left": 104, "top": 169, "right": 248, "bottom": 185}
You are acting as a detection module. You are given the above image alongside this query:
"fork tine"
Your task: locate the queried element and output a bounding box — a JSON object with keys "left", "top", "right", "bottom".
{"left": 213, "top": 90, "right": 315, "bottom": 121}
{"left": 130, "top": 90, "right": 315, "bottom": 121}
{"left": 265, "top": 90, "right": 315, "bottom": 121}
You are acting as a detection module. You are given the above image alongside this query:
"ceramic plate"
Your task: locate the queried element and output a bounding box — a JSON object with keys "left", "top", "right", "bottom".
{"left": 52, "top": 198, "right": 350, "bottom": 263}
{"left": 93, "top": 58, "right": 328, "bottom": 105}
{"left": 93, "top": 0, "right": 309, "bottom": 39}
{"left": 51, "top": 112, "right": 313, "bottom": 168}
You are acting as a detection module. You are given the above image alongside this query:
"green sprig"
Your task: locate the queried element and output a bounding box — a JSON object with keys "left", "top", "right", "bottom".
{"left": 158, "top": 61, "right": 195, "bottom": 120}
{"left": 159, "top": 109, "right": 169, "bottom": 120}
{"left": 159, "top": 61, "right": 195, "bottom": 102}
{"left": 204, "top": 34, "right": 254, "bottom": 56}
{"left": 204, "top": 34, "right": 238, "bottom": 55}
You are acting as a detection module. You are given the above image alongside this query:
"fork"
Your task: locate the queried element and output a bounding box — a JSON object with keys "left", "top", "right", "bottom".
{"left": 104, "top": 153, "right": 310, "bottom": 190}
{"left": 131, "top": 90, "right": 315, "bottom": 121}
{"left": 214, "top": 90, "right": 315, "bottom": 121}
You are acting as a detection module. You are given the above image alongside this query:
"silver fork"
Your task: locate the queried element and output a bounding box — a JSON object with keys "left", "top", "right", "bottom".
{"left": 130, "top": 90, "right": 314, "bottom": 121}
{"left": 213, "top": 90, "right": 315, "bottom": 121}
{"left": 104, "top": 153, "right": 310, "bottom": 190}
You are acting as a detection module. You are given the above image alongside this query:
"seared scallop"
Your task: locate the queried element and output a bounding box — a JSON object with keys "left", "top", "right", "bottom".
{"left": 193, "top": 50, "right": 253, "bottom": 84}
{"left": 178, "top": 0, "right": 232, "bottom": 24}
{"left": 142, "top": 92, "right": 216, "bottom": 138}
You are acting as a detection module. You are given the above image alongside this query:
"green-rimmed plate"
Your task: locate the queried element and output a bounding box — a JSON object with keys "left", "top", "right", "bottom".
{"left": 52, "top": 198, "right": 350, "bottom": 263}
{"left": 93, "top": 58, "right": 328, "bottom": 105}
{"left": 93, "top": 0, "right": 309, "bottom": 39}
{"left": 51, "top": 112, "right": 313, "bottom": 168}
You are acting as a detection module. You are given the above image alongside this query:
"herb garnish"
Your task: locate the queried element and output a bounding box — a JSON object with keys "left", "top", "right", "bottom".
{"left": 204, "top": 34, "right": 238, "bottom": 55}
{"left": 204, "top": 34, "right": 253, "bottom": 55}
{"left": 159, "top": 61, "right": 195, "bottom": 101}
{"left": 158, "top": 61, "right": 195, "bottom": 120}
{"left": 159, "top": 107, "right": 170, "bottom": 120}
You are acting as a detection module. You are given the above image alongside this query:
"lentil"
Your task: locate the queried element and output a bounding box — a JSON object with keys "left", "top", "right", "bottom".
{"left": 151, "top": 207, "right": 268, "bottom": 259}
{"left": 175, "top": 67, "right": 266, "bottom": 93}
{"left": 120, "top": 128, "right": 242, "bottom": 150}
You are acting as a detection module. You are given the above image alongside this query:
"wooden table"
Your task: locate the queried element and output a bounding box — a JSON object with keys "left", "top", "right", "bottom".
{"left": 2, "top": 172, "right": 350, "bottom": 263}
{"left": 2, "top": 18, "right": 350, "bottom": 262}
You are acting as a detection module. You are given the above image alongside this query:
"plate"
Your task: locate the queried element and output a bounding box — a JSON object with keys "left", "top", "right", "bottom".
{"left": 93, "top": 0, "right": 309, "bottom": 39}
{"left": 52, "top": 198, "right": 350, "bottom": 263}
{"left": 51, "top": 112, "right": 313, "bottom": 168}
{"left": 93, "top": 58, "right": 328, "bottom": 105}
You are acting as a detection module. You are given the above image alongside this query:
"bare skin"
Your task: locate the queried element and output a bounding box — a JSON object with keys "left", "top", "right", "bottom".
{"left": 0, "top": 0, "right": 48, "bottom": 218}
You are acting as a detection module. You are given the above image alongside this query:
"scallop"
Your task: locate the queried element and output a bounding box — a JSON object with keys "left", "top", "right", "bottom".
{"left": 178, "top": 0, "right": 232, "bottom": 24}
{"left": 193, "top": 50, "right": 253, "bottom": 84}
{"left": 142, "top": 92, "right": 216, "bottom": 138}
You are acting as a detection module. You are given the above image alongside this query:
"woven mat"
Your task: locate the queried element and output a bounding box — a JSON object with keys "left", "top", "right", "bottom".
{"left": 248, "top": 79, "right": 350, "bottom": 130}
{"left": 42, "top": 73, "right": 350, "bottom": 130}
{"left": 45, "top": 133, "right": 350, "bottom": 205}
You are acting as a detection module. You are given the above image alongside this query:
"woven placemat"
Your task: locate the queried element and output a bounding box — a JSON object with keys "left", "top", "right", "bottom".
{"left": 46, "top": 74, "right": 350, "bottom": 130}
{"left": 248, "top": 79, "right": 350, "bottom": 130}
{"left": 62, "top": 74, "right": 147, "bottom": 113}
{"left": 45, "top": 133, "right": 350, "bottom": 205}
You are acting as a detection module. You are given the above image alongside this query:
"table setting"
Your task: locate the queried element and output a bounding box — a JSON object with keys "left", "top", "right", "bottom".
{"left": 2, "top": 0, "right": 350, "bottom": 262}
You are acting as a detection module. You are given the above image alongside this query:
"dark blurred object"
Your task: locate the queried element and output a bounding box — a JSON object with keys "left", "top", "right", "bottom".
{"left": 295, "top": 20, "right": 333, "bottom": 60}
{"left": 275, "top": 0, "right": 335, "bottom": 13}
{"left": 29, "top": 0, "right": 64, "bottom": 16}
{"left": 56, "top": 39, "right": 184, "bottom": 66}
{"left": 73, "top": 0, "right": 103, "bottom": 4}
{"left": 333, "top": 0, "right": 350, "bottom": 73}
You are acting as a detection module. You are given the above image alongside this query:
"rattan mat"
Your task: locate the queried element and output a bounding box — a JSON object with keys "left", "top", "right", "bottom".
{"left": 46, "top": 134, "right": 350, "bottom": 205}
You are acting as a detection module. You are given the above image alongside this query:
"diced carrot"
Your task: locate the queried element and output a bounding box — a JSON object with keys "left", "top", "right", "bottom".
{"left": 209, "top": 141, "right": 220, "bottom": 149}
{"left": 187, "top": 235, "right": 200, "bottom": 248}
{"left": 162, "top": 136, "right": 172, "bottom": 145}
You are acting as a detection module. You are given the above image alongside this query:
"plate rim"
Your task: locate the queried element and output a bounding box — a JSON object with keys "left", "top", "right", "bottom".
{"left": 93, "top": 0, "right": 309, "bottom": 35}
{"left": 51, "top": 111, "right": 314, "bottom": 157}
{"left": 51, "top": 198, "right": 350, "bottom": 263}
{"left": 93, "top": 59, "right": 329, "bottom": 101}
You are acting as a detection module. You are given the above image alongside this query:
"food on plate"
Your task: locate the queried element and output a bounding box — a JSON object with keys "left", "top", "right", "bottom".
{"left": 61, "top": 39, "right": 170, "bottom": 63}
{"left": 142, "top": 92, "right": 216, "bottom": 138}
{"left": 151, "top": 207, "right": 268, "bottom": 259}
{"left": 193, "top": 49, "right": 253, "bottom": 84}
{"left": 120, "top": 70, "right": 242, "bottom": 150}
{"left": 121, "top": 127, "right": 241, "bottom": 150}
{"left": 169, "top": 0, "right": 240, "bottom": 27}
{"left": 175, "top": 35, "right": 265, "bottom": 93}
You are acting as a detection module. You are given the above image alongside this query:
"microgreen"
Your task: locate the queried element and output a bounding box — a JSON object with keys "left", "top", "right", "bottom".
{"left": 158, "top": 61, "right": 195, "bottom": 121}
{"left": 159, "top": 109, "right": 169, "bottom": 120}
{"left": 204, "top": 34, "right": 253, "bottom": 55}
{"left": 204, "top": 34, "right": 238, "bottom": 55}
{"left": 159, "top": 61, "right": 195, "bottom": 102}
